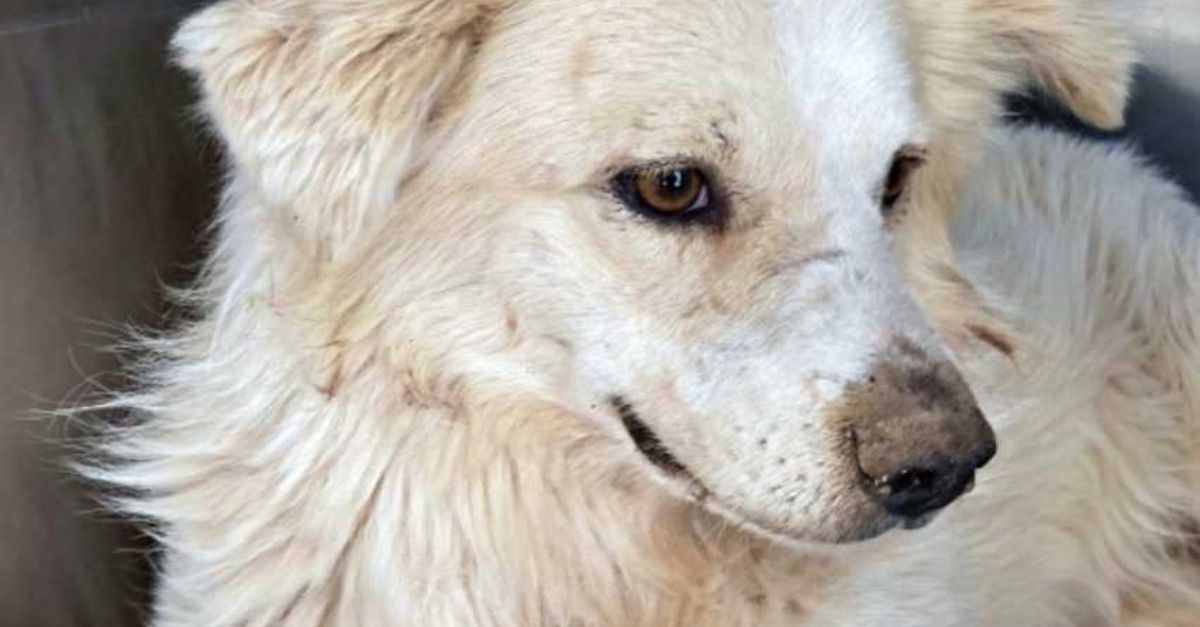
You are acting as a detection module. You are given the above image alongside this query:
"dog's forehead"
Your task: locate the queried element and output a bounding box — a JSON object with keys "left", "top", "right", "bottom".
{"left": 765, "top": 0, "right": 921, "bottom": 157}
{"left": 472, "top": 0, "right": 919, "bottom": 170}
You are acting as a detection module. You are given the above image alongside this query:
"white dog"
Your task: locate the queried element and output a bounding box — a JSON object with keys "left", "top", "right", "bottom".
{"left": 88, "top": 0, "right": 1200, "bottom": 625}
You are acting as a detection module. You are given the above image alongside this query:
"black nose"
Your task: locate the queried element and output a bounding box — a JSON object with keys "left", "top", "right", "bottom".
{"left": 843, "top": 345, "right": 998, "bottom": 522}
{"left": 872, "top": 447, "right": 994, "bottom": 519}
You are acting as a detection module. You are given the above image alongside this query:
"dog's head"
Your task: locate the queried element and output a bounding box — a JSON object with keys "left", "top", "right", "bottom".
{"left": 176, "top": 0, "right": 1131, "bottom": 544}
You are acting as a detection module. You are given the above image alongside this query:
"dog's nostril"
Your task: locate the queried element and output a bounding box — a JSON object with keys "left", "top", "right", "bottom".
{"left": 885, "top": 466, "right": 937, "bottom": 496}
{"left": 871, "top": 461, "right": 976, "bottom": 520}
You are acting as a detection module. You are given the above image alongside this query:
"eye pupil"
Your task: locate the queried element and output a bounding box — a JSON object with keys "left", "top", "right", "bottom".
{"left": 628, "top": 166, "right": 708, "bottom": 215}
{"left": 659, "top": 170, "right": 689, "bottom": 194}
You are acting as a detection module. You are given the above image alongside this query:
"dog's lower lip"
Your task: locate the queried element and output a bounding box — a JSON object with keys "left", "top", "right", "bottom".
{"left": 839, "top": 513, "right": 903, "bottom": 543}
{"left": 697, "top": 491, "right": 902, "bottom": 546}
{"left": 900, "top": 511, "right": 938, "bottom": 531}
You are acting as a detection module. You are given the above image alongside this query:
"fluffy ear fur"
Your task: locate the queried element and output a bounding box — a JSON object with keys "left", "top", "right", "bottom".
{"left": 903, "top": 0, "right": 1133, "bottom": 167}
{"left": 173, "top": 0, "right": 504, "bottom": 246}
{"left": 893, "top": 0, "right": 1134, "bottom": 354}
{"left": 986, "top": 0, "right": 1134, "bottom": 130}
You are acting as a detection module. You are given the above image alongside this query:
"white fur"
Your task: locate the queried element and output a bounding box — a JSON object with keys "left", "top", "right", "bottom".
{"left": 949, "top": 128, "right": 1200, "bottom": 626}
{"left": 83, "top": 1, "right": 1200, "bottom": 625}
{"left": 809, "top": 127, "right": 1200, "bottom": 627}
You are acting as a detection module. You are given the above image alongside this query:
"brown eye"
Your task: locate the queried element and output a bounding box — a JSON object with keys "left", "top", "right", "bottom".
{"left": 630, "top": 167, "right": 710, "bottom": 215}
{"left": 881, "top": 145, "right": 927, "bottom": 215}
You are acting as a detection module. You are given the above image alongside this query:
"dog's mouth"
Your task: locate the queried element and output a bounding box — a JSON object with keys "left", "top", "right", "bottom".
{"left": 610, "top": 396, "right": 691, "bottom": 477}
{"left": 607, "top": 396, "right": 916, "bottom": 545}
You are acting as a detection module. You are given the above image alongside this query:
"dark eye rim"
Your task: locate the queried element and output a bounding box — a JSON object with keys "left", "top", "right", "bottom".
{"left": 610, "top": 160, "right": 727, "bottom": 229}
{"left": 880, "top": 144, "right": 928, "bottom": 216}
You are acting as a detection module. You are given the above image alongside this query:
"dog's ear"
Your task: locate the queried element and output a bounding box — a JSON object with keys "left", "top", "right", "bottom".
{"left": 905, "top": 0, "right": 1134, "bottom": 155}
{"left": 895, "top": 0, "right": 1132, "bottom": 353}
{"left": 985, "top": 0, "right": 1134, "bottom": 130}
{"left": 173, "top": 0, "right": 504, "bottom": 242}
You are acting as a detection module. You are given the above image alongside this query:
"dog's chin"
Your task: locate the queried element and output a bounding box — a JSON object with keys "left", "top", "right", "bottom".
{"left": 697, "top": 496, "right": 906, "bottom": 550}
{"left": 654, "top": 472, "right": 922, "bottom": 549}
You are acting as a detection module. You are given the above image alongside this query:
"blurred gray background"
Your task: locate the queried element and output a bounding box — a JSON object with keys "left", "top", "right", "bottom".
{"left": 1, "top": 2, "right": 211, "bottom": 625}
{"left": 0, "top": 1, "right": 1196, "bottom": 625}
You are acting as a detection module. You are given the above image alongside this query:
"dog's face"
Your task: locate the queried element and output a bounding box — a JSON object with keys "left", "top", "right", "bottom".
{"left": 448, "top": 0, "right": 986, "bottom": 543}
{"left": 177, "top": 0, "right": 1131, "bottom": 543}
